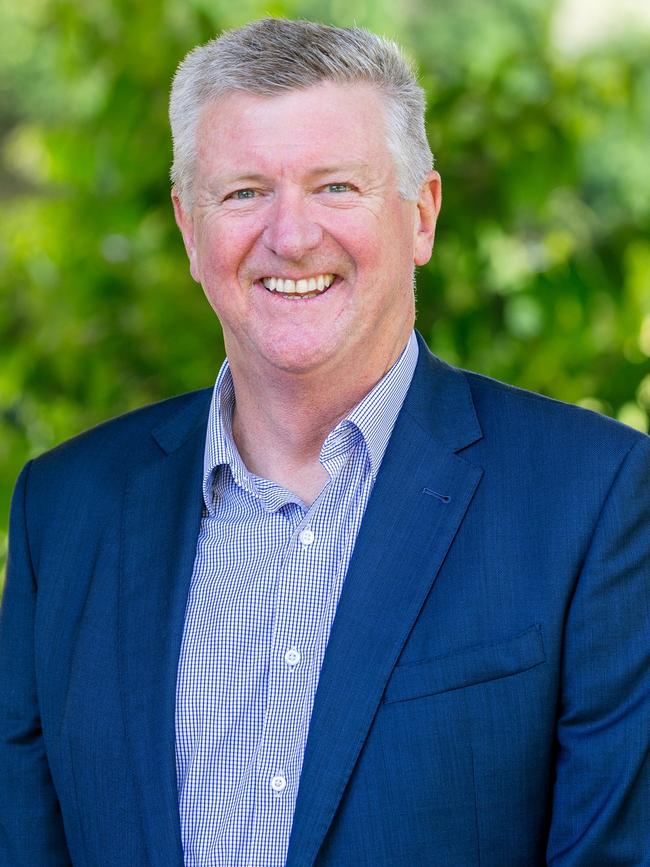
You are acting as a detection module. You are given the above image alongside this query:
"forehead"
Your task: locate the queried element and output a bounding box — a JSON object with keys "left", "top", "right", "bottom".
{"left": 194, "top": 81, "right": 393, "bottom": 179}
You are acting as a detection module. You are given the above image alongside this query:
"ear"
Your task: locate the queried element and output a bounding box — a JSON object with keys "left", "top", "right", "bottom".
{"left": 172, "top": 188, "right": 201, "bottom": 283}
{"left": 413, "top": 171, "right": 442, "bottom": 266}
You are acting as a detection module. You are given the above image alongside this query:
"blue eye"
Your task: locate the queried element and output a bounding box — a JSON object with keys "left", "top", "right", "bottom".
{"left": 327, "top": 183, "right": 351, "bottom": 193}
{"left": 233, "top": 189, "right": 256, "bottom": 199}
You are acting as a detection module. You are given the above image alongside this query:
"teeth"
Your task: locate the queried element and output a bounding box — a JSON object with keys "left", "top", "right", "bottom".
{"left": 261, "top": 274, "right": 335, "bottom": 295}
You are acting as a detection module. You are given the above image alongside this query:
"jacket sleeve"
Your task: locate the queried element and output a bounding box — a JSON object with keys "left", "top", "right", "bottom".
{"left": 546, "top": 435, "right": 650, "bottom": 865}
{"left": 0, "top": 462, "right": 72, "bottom": 866}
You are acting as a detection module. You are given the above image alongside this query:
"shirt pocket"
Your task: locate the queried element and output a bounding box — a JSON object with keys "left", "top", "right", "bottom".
{"left": 383, "top": 624, "right": 546, "bottom": 704}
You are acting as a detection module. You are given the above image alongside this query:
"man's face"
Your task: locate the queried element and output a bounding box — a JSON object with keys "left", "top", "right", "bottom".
{"left": 173, "top": 81, "right": 440, "bottom": 382}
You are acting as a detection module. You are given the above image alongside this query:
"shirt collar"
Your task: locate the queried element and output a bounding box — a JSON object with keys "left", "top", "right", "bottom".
{"left": 202, "top": 361, "right": 251, "bottom": 511}
{"left": 320, "top": 331, "right": 418, "bottom": 478}
{"left": 202, "top": 331, "right": 418, "bottom": 513}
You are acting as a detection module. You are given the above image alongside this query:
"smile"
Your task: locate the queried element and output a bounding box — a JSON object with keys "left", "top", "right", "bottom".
{"left": 261, "top": 274, "right": 335, "bottom": 298}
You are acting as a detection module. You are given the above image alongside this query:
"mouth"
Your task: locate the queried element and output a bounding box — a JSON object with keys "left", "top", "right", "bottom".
{"left": 259, "top": 273, "right": 337, "bottom": 299}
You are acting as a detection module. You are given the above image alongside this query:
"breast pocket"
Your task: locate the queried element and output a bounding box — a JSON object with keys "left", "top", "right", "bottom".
{"left": 383, "top": 624, "right": 546, "bottom": 704}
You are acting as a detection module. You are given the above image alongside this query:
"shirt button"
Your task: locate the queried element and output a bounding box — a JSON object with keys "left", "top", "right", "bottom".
{"left": 271, "top": 773, "right": 287, "bottom": 793}
{"left": 284, "top": 647, "right": 301, "bottom": 666}
{"left": 299, "top": 527, "right": 314, "bottom": 546}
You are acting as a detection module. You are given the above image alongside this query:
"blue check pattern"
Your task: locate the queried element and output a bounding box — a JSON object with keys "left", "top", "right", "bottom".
{"left": 175, "top": 332, "right": 418, "bottom": 867}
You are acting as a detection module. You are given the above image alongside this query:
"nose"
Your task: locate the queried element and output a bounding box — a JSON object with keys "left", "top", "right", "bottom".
{"left": 262, "top": 190, "right": 323, "bottom": 261}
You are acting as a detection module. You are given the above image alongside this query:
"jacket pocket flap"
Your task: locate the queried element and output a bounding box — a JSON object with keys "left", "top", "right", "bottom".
{"left": 384, "top": 624, "right": 545, "bottom": 704}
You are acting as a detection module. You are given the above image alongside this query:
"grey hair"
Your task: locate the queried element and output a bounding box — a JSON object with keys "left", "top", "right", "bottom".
{"left": 169, "top": 18, "right": 433, "bottom": 209}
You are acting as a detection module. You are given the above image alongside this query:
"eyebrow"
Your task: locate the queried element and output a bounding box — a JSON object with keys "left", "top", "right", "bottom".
{"left": 307, "top": 163, "right": 370, "bottom": 179}
{"left": 212, "top": 163, "right": 371, "bottom": 190}
{"left": 210, "top": 173, "right": 267, "bottom": 190}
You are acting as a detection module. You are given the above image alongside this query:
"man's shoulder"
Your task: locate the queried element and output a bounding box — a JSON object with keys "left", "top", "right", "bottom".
{"left": 449, "top": 364, "right": 648, "bottom": 488}
{"left": 463, "top": 365, "right": 642, "bottom": 446}
{"left": 414, "top": 344, "right": 646, "bottom": 461}
{"left": 8, "top": 389, "right": 212, "bottom": 568}
{"left": 26, "top": 387, "right": 213, "bottom": 487}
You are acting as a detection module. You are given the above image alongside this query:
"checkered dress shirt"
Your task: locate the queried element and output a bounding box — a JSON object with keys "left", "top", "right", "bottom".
{"left": 175, "top": 332, "right": 418, "bottom": 866}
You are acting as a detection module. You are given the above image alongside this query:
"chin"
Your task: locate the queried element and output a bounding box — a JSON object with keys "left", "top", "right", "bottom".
{"left": 259, "top": 338, "right": 340, "bottom": 377}
{"left": 264, "top": 350, "right": 330, "bottom": 376}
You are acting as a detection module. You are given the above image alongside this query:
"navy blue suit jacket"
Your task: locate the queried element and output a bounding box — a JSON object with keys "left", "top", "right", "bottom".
{"left": 2, "top": 339, "right": 649, "bottom": 866}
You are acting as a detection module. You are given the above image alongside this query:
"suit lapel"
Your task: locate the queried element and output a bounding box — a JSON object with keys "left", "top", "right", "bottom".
{"left": 118, "top": 394, "right": 210, "bottom": 867}
{"left": 286, "top": 344, "right": 484, "bottom": 867}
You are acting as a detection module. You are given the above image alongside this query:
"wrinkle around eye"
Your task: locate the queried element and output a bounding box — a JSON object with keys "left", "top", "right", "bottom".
{"left": 219, "top": 193, "right": 268, "bottom": 213}
{"left": 313, "top": 191, "right": 385, "bottom": 216}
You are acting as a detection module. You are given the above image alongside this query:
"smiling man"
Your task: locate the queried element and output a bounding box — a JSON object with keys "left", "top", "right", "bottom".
{"left": 1, "top": 18, "right": 649, "bottom": 867}
{"left": 172, "top": 79, "right": 438, "bottom": 506}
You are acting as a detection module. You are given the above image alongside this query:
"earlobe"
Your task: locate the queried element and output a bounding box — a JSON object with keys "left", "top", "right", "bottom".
{"left": 171, "top": 188, "right": 201, "bottom": 283}
{"left": 413, "top": 171, "right": 442, "bottom": 267}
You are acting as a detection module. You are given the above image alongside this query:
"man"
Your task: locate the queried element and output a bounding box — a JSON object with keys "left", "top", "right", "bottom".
{"left": 1, "top": 17, "right": 648, "bottom": 867}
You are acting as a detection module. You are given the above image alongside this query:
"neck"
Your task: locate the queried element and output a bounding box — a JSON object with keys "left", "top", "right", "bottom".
{"left": 227, "top": 335, "right": 410, "bottom": 504}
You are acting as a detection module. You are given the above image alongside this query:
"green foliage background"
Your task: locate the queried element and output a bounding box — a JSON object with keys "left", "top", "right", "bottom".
{"left": 2, "top": 0, "right": 650, "bottom": 575}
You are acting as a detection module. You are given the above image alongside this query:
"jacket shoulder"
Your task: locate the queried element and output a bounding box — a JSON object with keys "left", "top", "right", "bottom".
{"left": 25, "top": 388, "right": 212, "bottom": 487}
{"left": 461, "top": 365, "right": 647, "bottom": 461}
{"left": 461, "top": 370, "right": 648, "bottom": 447}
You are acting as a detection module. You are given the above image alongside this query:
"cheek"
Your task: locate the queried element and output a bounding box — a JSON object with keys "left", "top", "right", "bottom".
{"left": 323, "top": 214, "right": 383, "bottom": 271}
{"left": 195, "top": 218, "right": 259, "bottom": 281}
{"left": 330, "top": 206, "right": 413, "bottom": 269}
{"left": 199, "top": 244, "right": 229, "bottom": 281}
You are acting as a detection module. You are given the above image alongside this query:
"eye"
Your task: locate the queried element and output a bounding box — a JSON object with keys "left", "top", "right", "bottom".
{"left": 226, "top": 188, "right": 257, "bottom": 201}
{"left": 325, "top": 182, "right": 352, "bottom": 193}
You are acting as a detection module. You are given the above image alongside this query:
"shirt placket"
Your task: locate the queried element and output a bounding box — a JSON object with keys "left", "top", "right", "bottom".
{"left": 247, "top": 497, "right": 336, "bottom": 866}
